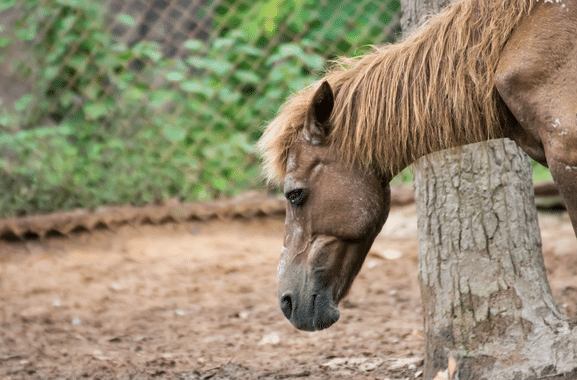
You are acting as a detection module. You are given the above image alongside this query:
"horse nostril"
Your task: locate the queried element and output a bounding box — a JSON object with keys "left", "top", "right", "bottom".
{"left": 280, "top": 293, "right": 293, "bottom": 320}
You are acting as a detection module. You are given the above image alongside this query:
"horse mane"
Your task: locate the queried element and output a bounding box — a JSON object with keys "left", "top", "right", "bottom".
{"left": 258, "top": 0, "right": 533, "bottom": 183}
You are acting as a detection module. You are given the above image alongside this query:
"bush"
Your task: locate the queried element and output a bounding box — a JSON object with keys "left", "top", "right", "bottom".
{"left": 0, "top": 0, "right": 329, "bottom": 217}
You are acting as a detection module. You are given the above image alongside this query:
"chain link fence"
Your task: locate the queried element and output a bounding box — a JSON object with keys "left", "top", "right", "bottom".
{"left": 0, "top": 0, "right": 401, "bottom": 217}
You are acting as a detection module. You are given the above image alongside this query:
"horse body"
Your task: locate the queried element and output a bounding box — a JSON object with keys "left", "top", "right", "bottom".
{"left": 496, "top": 0, "right": 577, "bottom": 235}
{"left": 259, "top": 0, "right": 577, "bottom": 331}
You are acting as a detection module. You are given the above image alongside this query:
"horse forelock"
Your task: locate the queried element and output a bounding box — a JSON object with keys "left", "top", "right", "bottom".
{"left": 259, "top": 0, "right": 534, "bottom": 183}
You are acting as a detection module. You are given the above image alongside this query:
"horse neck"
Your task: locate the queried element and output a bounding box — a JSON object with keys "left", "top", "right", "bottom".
{"left": 327, "top": 0, "right": 530, "bottom": 179}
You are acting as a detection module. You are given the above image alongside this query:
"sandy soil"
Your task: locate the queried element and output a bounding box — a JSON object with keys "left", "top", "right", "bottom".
{"left": 0, "top": 205, "right": 575, "bottom": 380}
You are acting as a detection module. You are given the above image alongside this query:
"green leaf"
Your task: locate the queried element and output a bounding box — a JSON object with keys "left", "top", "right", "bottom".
{"left": 233, "top": 70, "right": 260, "bottom": 84}
{"left": 237, "top": 45, "right": 263, "bottom": 57}
{"left": 180, "top": 80, "right": 215, "bottom": 97}
{"left": 116, "top": 49, "right": 134, "bottom": 62}
{"left": 83, "top": 83, "right": 101, "bottom": 100}
{"left": 264, "top": 53, "right": 282, "bottom": 66}
{"left": 120, "top": 71, "right": 135, "bottom": 84}
{"left": 14, "top": 94, "right": 32, "bottom": 111}
{"left": 303, "top": 54, "right": 325, "bottom": 70}
{"left": 268, "top": 67, "right": 285, "bottom": 82}
{"left": 211, "top": 61, "right": 233, "bottom": 76}
{"left": 44, "top": 66, "right": 60, "bottom": 80}
{"left": 149, "top": 90, "right": 173, "bottom": 106}
{"left": 68, "top": 54, "right": 88, "bottom": 71}
{"left": 47, "top": 44, "right": 67, "bottom": 64}
{"left": 61, "top": 15, "right": 76, "bottom": 33}
{"left": 279, "top": 44, "right": 304, "bottom": 58}
{"left": 187, "top": 57, "right": 233, "bottom": 76}
{"left": 116, "top": 14, "right": 136, "bottom": 26}
{"left": 60, "top": 92, "right": 74, "bottom": 107}
{"left": 0, "top": 0, "right": 14, "bottom": 11}
{"left": 187, "top": 57, "right": 211, "bottom": 69}
{"left": 141, "top": 47, "right": 162, "bottom": 62}
{"left": 162, "top": 125, "right": 186, "bottom": 142}
{"left": 264, "top": 87, "right": 284, "bottom": 99}
{"left": 213, "top": 38, "right": 234, "bottom": 50}
{"left": 230, "top": 133, "right": 255, "bottom": 153}
{"left": 184, "top": 40, "right": 203, "bottom": 51}
{"left": 84, "top": 103, "right": 108, "bottom": 120}
{"left": 218, "top": 88, "right": 241, "bottom": 104}
{"left": 180, "top": 80, "right": 202, "bottom": 93}
{"left": 166, "top": 71, "right": 185, "bottom": 82}
{"left": 228, "top": 29, "right": 246, "bottom": 40}
{"left": 15, "top": 26, "right": 36, "bottom": 41}
{"left": 211, "top": 177, "right": 227, "bottom": 191}
{"left": 127, "top": 87, "right": 145, "bottom": 100}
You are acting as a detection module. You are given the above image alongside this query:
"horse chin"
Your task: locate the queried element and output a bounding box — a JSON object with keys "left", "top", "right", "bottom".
{"left": 311, "top": 294, "right": 341, "bottom": 331}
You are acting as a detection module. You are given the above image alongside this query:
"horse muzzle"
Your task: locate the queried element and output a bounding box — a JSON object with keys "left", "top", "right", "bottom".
{"left": 277, "top": 262, "right": 340, "bottom": 331}
{"left": 279, "top": 290, "right": 340, "bottom": 331}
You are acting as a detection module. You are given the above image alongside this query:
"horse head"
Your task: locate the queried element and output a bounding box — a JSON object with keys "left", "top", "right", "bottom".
{"left": 277, "top": 81, "right": 391, "bottom": 331}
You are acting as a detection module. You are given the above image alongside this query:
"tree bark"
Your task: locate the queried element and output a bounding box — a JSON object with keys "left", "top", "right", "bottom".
{"left": 400, "top": 2, "right": 577, "bottom": 379}
{"left": 414, "top": 140, "right": 577, "bottom": 379}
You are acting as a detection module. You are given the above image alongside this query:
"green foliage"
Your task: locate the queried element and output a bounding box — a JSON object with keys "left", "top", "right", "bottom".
{"left": 149, "top": 30, "right": 324, "bottom": 200}
{"left": 217, "top": 0, "right": 401, "bottom": 55}
{"left": 391, "top": 167, "right": 413, "bottom": 185}
{"left": 532, "top": 160, "right": 553, "bottom": 183}
{"left": 0, "top": 0, "right": 329, "bottom": 217}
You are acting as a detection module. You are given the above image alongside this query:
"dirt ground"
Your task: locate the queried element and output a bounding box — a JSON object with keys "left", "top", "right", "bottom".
{"left": 0, "top": 204, "right": 576, "bottom": 380}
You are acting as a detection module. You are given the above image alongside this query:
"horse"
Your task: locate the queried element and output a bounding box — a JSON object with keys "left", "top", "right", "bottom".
{"left": 258, "top": 0, "right": 577, "bottom": 332}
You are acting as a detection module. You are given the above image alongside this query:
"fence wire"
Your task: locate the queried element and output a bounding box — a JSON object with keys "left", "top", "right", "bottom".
{"left": 0, "top": 0, "right": 401, "bottom": 217}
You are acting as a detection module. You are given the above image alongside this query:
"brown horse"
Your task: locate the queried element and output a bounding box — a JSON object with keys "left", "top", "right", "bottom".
{"left": 258, "top": 0, "right": 577, "bottom": 331}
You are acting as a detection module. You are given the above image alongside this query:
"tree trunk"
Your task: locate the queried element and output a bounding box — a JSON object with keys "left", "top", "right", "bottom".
{"left": 414, "top": 140, "right": 577, "bottom": 379}
{"left": 400, "top": 2, "right": 577, "bottom": 379}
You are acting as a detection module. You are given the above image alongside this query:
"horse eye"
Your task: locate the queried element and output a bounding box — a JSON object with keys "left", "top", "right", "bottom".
{"left": 285, "top": 189, "right": 307, "bottom": 206}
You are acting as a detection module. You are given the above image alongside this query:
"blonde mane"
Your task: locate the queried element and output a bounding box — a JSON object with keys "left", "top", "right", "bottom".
{"left": 258, "top": 0, "right": 533, "bottom": 183}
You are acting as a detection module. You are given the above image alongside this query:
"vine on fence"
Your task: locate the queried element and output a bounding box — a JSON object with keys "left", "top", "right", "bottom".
{"left": 0, "top": 0, "right": 334, "bottom": 217}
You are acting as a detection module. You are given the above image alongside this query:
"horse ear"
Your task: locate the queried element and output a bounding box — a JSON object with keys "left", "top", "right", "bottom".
{"left": 304, "top": 81, "right": 334, "bottom": 145}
